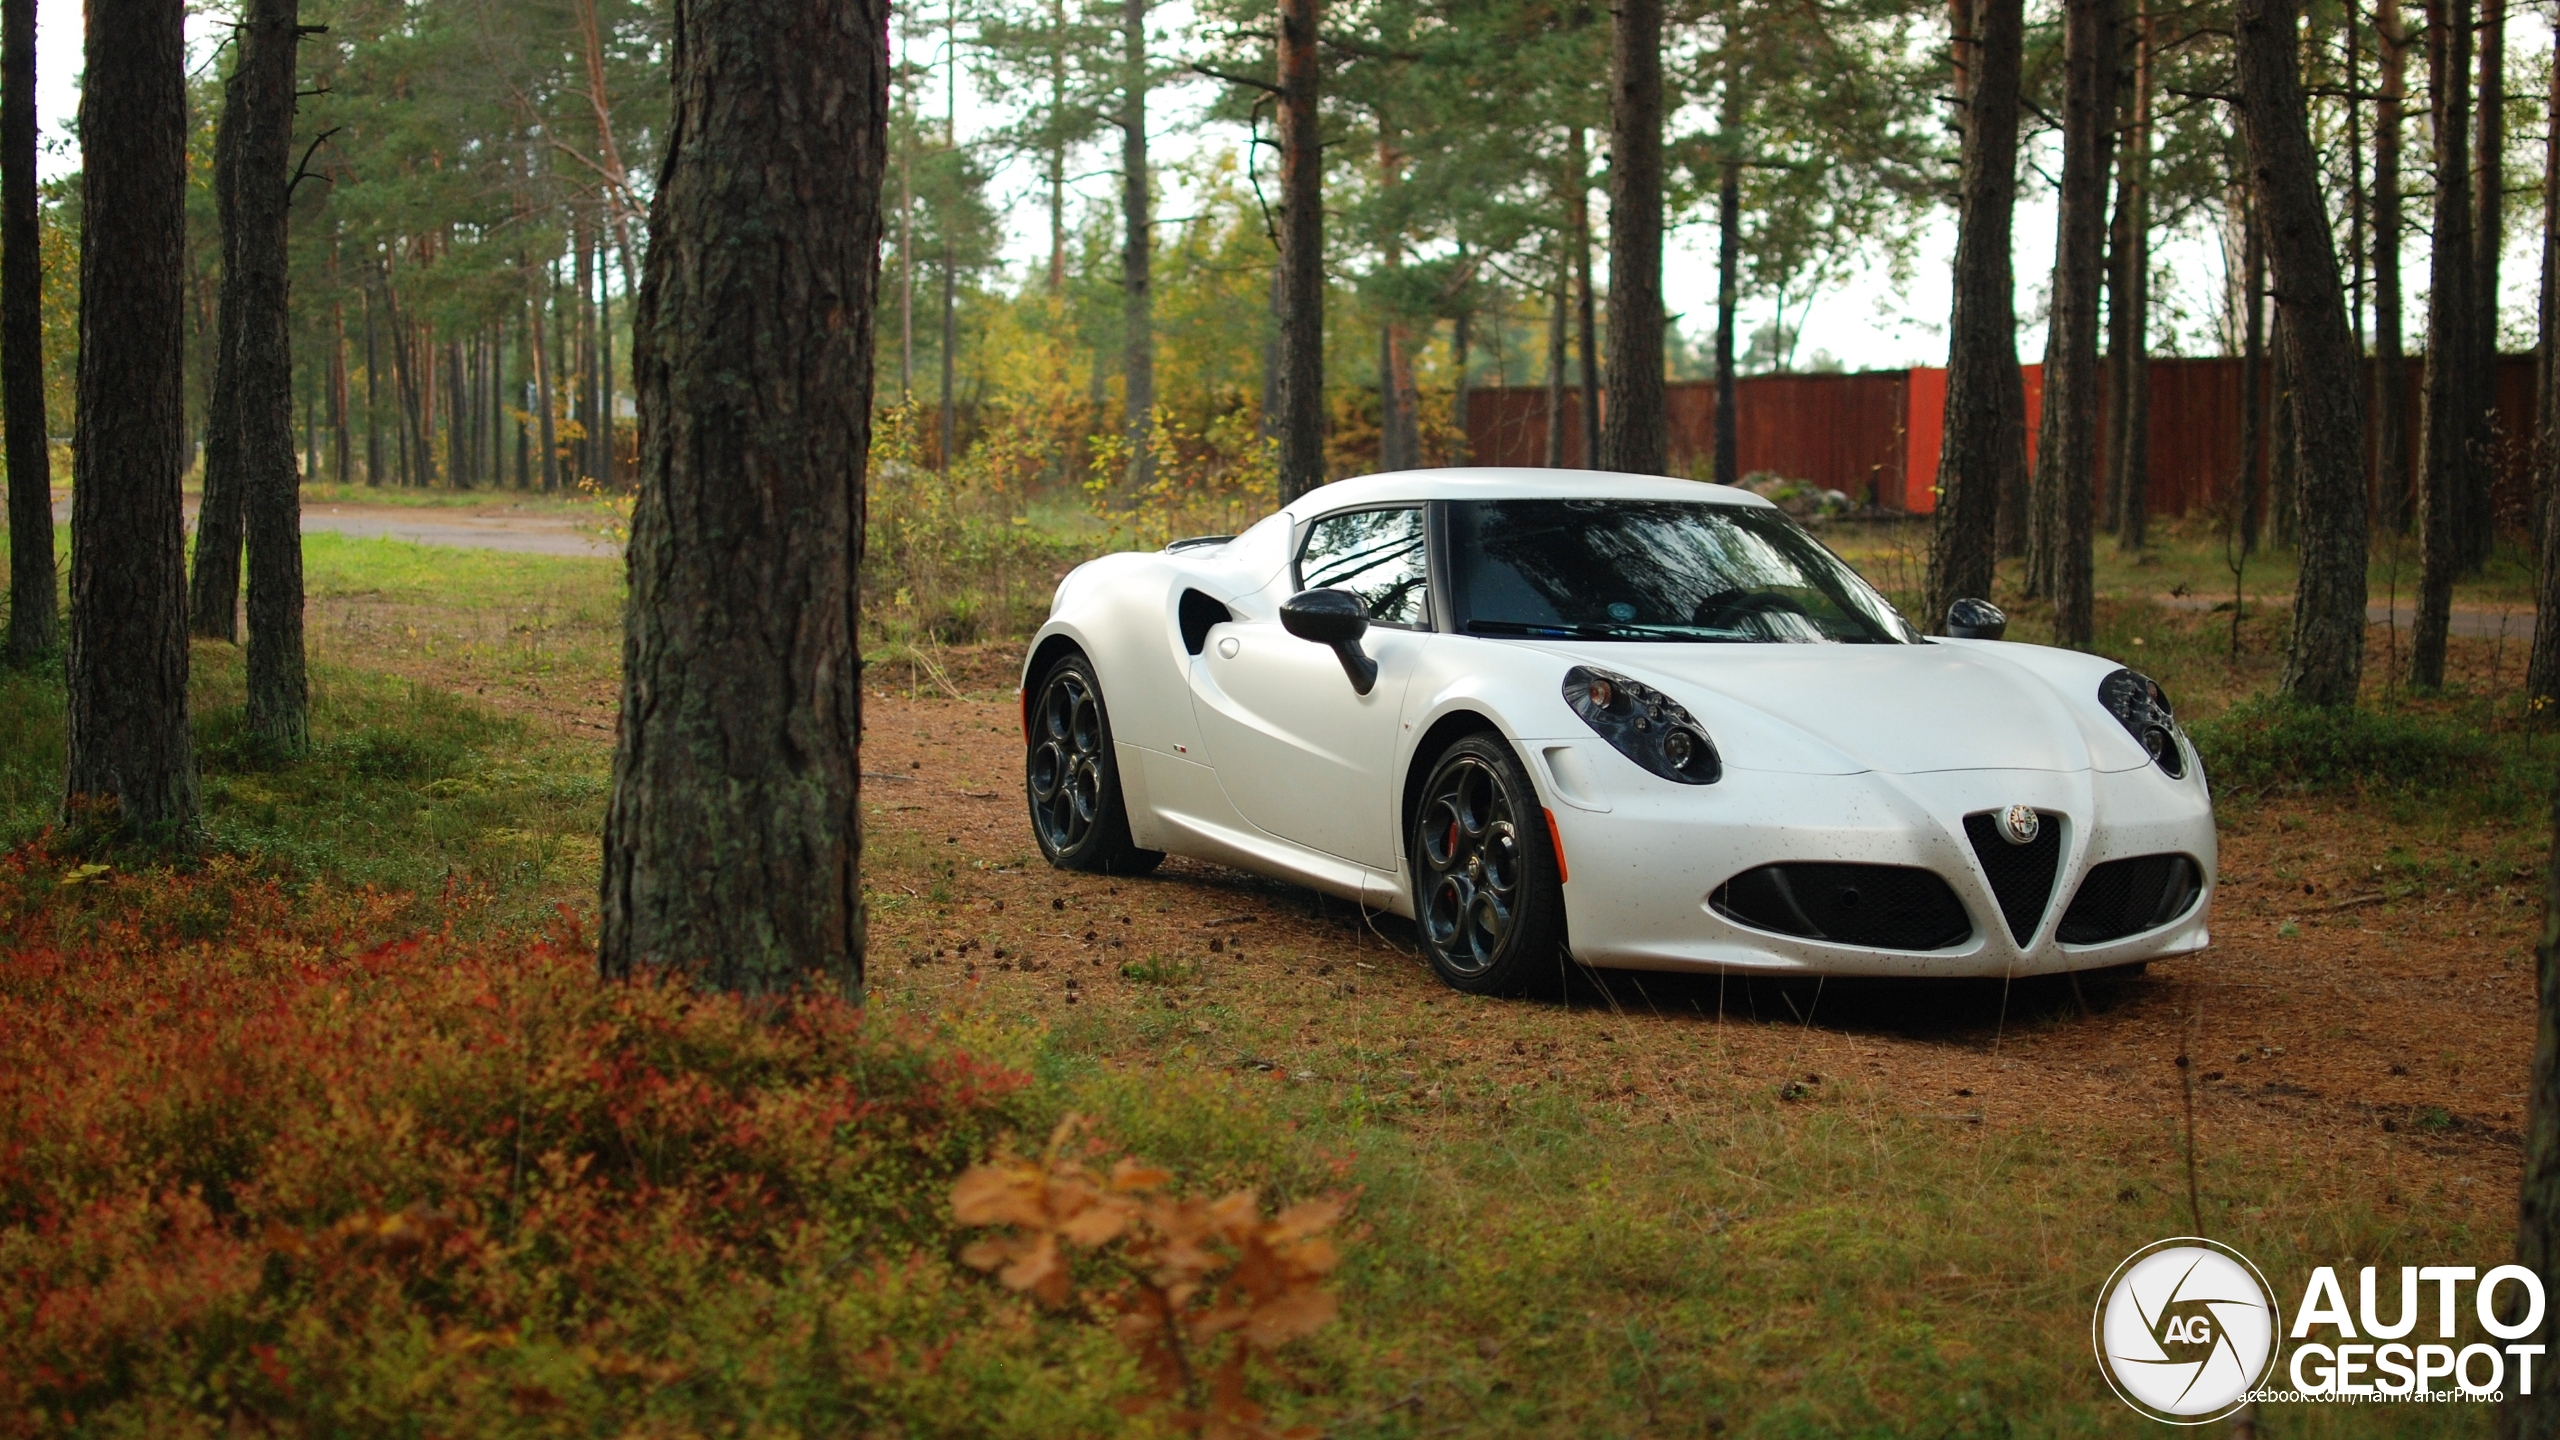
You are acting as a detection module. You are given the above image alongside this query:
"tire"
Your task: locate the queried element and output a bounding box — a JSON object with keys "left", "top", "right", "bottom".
{"left": 1025, "top": 652, "right": 1163, "bottom": 876}
{"left": 1409, "top": 733, "right": 1567, "bottom": 996}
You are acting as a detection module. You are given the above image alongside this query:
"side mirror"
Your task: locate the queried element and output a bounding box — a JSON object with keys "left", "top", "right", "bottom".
{"left": 1945, "top": 597, "right": 2007, "bottom": 641}
{"left": 1280, "top": 588, "right": 1379, "bottom": 695}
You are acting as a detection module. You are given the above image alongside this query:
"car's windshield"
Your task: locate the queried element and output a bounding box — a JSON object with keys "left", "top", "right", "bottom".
{"left": 1446, "top": 499, "right": 1919, "bottom": 644}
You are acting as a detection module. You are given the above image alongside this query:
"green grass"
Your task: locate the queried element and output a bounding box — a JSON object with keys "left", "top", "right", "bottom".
{"left": 928, "top": 962, "right": 2507, "bottom": 1437}
{"left": 0, "top": 642, "right": 606, "bottom": 928}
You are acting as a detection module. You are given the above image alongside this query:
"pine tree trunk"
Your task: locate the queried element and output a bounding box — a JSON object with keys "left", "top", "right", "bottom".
{"left": 1376, "top": 124, "right": 1418, "bottom": 473}
{"left": 2414, "top": 0, "right": 2475, "bottom": 689}
{"left": 1449, "top": 304, "right": 1472, "bottom": 465}
{"left": 2108, "top": 0, "right": 2153, "bottom": 551}
{"left": 2027, "top": 302, "right": 2068, "bottom": 599}
{"left": 2505, "top": 781, "right": 2560, "bottom": 1440}
{"left": 530, "top": 280, "right": 558, "bottom": 491}
{"left": 1543, "top": 263, "right": 1567, "bottom": 466}
{"left": 1048, "top": 0, "right": 1067, "bottom": 295}
{"left": 329, "top": 286, "right": 350, "bottom": 487}
{"left": 1597, "top": 0, "right": 1663, "bottom": 475}
{"left": 2468, "top": 0, "right": 2504, "bottom": 568}
{"left": 1258, "top": 263, "right": 1281, "bottom": 441}
{"left": 187, "top": 56, "right": 251, "bottom": 643}
{"left": 599, "top": 0, "right": 885, "bottom": 994}
{"left": 2034, "top": 0, "right": 2112, "bottom": 646}
{"left": 2525, "top": 6, "right": 2560, "bottom": 706}
{"left": 1570, "top": 132, "right": 1598, "bottom": 470}
{"left": 2375, "top": 0, "right": 2409, "bottom": 532}
{"left": 1118, "top": 0, "right": 1151, "bottom": 486}
{"left": 2269, "top": 324, "right": 2298, "bottom": 547}
{"left": 1273, "top": 0, "right": 1324, "bottom": 500}
{"left": 574, "top": 211, "right": 596, "bottom": 484}
{"left": 2238, "top": 202, "right": 2267, "bottom": 557}
{"left": 1925, "top": 0, "right": 2026, "bottom": 630}
{"left": 363, "top": 286, "right": 383, "bottom": 485}
{"left": 2252, "top": 0, "right": 2365, "bottom": 707}
{"left": 1713, "top": 72, "right": 1739, "bottom": 489}
{"left": 1, "top": 0, "right": 52, "bottom": 664}
{"left": 233, "top": 0, "right": 306, "bottom": 753}
{"left": 67, "top": 0, "right": 198, "bottom": 835}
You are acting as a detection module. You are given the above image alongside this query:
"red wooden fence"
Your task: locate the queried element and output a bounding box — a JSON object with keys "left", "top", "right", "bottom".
{"left": 1461, "top": 355, "right": 2541, "bottom": 522}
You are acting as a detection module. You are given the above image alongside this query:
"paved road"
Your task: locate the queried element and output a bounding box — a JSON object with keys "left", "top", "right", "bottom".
{"left": 2156, "top": 593, "right": 2533, "bottom": 641}
{"left": 50, "top": 494, "right": 619, "bottom": 558}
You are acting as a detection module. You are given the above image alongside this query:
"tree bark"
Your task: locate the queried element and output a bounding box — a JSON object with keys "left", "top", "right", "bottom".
{"left": 363, "top": 283, "right": 382, "bottom": 484}
{"left": 2414, "top": 0, "right": 2475, "bottom": 689}
{"left": 67, "top": 0, "right": 198, "bottom": 835}
{"left": 599, "top": 0, "right": 885, "bottom": 995}
{"left": 2237, "top": 197, "right": 2267, "bottom": 557}
{"left": 2108, "top": 0, "right": 2153, "bottom": 552}
{"left": 232, "top": 0, "right": 307, "bottom": 753}
{"left": 2374, "top": 0, "right": 2409, "bottom": 532}
{"left": 1544, "top": 261, "right": 1567, "bottom": 466}
{"left": 1925, "top": 0, "right": 2026, "bottom": 630}
{"left": 1376, "top": 120, "right": 1418, "bottom": 472}
{"left": 1713, "top": 69, "right": 1739, "bottom": 489}
{"left": 187, "top": 49, "right": 252, "bottom": 643}
{"left": 1274, "top": 0, "right": 1323, "bottom": 500}
{"left": 2525, "top": 6, "right": 2560, "bottom": 707}
{"left": 1, "top": 0, "right": 52, "bottom": 663}
{"left": 1449, "top": 303, "right": 1472, "bottom": 465}
{"left": 1569, "top": 127, "right": 1598, "bottom": 470}
{"left": 2468, "top": 0, "right": 2504, "bottom": 568}
{"left": 2030, "top": 0, "right": 2113, "bottom": 646}
{"left": 2506, "top": 781, "right": 2560, "bottom": 1440}
{"left": 530, "top": 277, "right": 559, "bottom": 490}
{"left": 578, "top": 210, "right": 601, "bottom": 484}
{"left": 1596, "top": 0, "right": 1664, "bottom": 475}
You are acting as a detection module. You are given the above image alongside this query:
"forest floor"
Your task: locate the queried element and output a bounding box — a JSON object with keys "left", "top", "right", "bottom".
{"left": 2, "top": 521, "right": 2544, "bottom": 1435}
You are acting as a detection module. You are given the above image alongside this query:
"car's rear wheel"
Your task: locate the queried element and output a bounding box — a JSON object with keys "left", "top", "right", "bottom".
{"left": 1026, "top": 652, "right": 1163, "bottom": 876}
{"left": 1410, "top": 734, "right": 1566, "bottom": 995}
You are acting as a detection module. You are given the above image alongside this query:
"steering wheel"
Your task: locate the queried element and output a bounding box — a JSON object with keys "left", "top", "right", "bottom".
{"left": 1691, "top": 588, "right": 1811, "bottom": 630}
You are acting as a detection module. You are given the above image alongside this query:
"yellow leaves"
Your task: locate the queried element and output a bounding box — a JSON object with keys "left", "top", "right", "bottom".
{"left": 950, "top": 1115, "right": 1348, "bottom": 1439}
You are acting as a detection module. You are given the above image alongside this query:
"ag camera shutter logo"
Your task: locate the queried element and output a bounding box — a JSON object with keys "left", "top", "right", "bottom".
{"left": 2093, "top": 1238, "right": 2280, "bottom": 1423}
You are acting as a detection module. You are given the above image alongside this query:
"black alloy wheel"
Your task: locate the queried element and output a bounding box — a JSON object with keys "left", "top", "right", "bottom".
{"left": 1025, "top": 653, "right": 1161, "bottom": 875}
{"left": 1410, "top": 733, "right": 1566, "bottom": 995}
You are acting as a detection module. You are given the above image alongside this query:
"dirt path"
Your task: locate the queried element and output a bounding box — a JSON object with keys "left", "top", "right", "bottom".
{"left": 58, "top": 493, "right": 620, "bottom": 557}
{"left": 355, "top": 627, "right": 2534, "bottom": 1230}
{"left": 854, "top": 681, "right": 2535, "bottom": 1231}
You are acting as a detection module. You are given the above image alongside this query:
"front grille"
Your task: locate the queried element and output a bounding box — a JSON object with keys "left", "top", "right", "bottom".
{"left": 1711, "top": 863, "right": 1972, "bottom": 951}
{"left": 2058, "top": 854, "right": 2203, "bottom": 944}
{"left": 1963, "top": 811, "right": 2063, "bottom": 946}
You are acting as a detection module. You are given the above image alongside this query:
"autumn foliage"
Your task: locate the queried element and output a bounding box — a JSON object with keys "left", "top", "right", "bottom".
{"left": 0, "top": 847, "right": 1340, "bottom": 1436}
{"left": 953, "top": 1119, "right": 1344, "bottom": 1439}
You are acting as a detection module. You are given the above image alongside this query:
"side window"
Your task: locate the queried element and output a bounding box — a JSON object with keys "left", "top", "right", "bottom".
{"left": 1296, "top": 507, "right": 1429, "bottom": 628}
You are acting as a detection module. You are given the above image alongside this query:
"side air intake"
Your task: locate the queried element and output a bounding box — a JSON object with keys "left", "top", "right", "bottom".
{"left": 2058, "top": 854, "right": 2203, "bottom": 944}
{"left": 1710, "top": 863, "right": 1973, "bottom": 951}
{"left": 1962, "top": 811, "right": 2063, "bottom": 947}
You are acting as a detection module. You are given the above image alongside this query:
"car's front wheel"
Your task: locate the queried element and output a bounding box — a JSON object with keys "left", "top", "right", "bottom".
{"left": 1410, "top": 734, "right": 1566, "bottom": 995}
{"left": 1025, "top": 652, "right": 1163, "bottom": 876}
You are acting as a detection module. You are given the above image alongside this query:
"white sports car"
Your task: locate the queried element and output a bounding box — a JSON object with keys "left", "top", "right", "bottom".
{"left": 1018, "top": 469, "right": 2214, "bottom": 995}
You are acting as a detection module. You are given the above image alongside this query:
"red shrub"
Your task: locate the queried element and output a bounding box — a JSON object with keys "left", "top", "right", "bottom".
{"left": 0, "top": 847, "right": 1129, "bottom": 1436}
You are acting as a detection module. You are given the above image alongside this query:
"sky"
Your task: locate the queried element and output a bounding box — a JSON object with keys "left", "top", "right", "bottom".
{"left": 27, "top": 0, "right": 2555, "bottom": 377}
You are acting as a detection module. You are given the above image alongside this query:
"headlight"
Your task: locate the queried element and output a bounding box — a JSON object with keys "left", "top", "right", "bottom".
{"left": 2099, "top": 668, "right": 2185, "bottom": 778}
{"left": 1564, "top": 665, "right": 1721, "bottom": 785}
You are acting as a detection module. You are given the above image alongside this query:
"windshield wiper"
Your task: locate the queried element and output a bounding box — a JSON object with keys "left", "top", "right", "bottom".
{"left": 1465, "top": 618, "right": 1715, "bottom": 641}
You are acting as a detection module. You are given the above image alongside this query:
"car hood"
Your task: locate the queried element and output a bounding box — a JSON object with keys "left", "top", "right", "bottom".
{"left": 1581, "top": 642, "right": 2126, "bottom": 776}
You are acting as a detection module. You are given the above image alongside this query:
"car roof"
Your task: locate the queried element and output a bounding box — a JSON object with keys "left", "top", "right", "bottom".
{"left": 1281, "top": 467, "right": 1777, "bottom": 520}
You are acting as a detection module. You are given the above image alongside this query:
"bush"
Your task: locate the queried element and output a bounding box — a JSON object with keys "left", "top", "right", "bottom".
{"left": 0, "top": 849, "right": 1155, "bottom": 1436}
{"left": 2189, "top": 698, "right": 2504, "bottom": 798}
